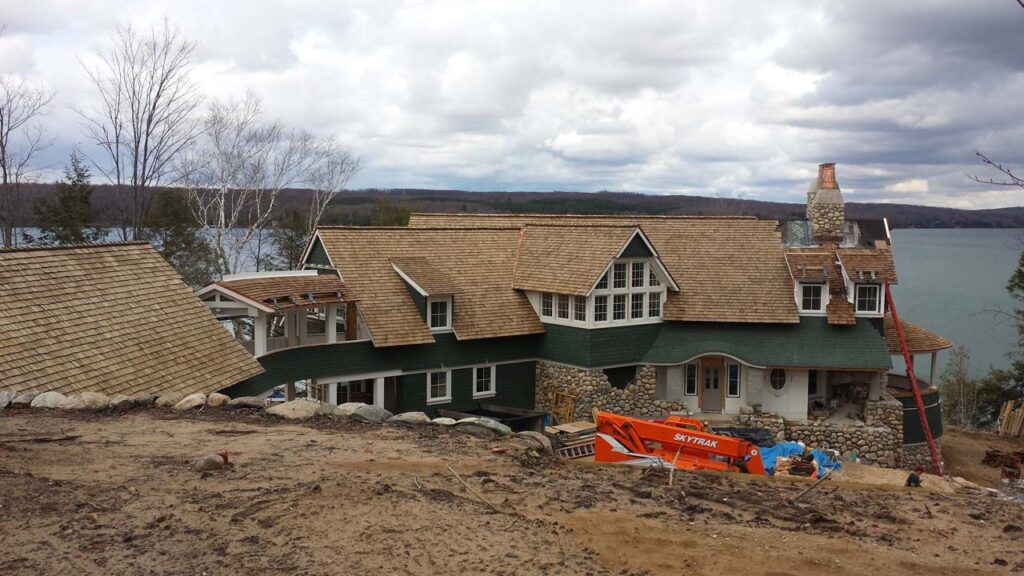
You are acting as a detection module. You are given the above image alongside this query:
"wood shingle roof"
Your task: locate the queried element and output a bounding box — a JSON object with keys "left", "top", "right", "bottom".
{"left": 409, "top": 213, "right": 799, "bottom": 324}
{"left": 0, "top": 243, "right": 264, "bottom": 396}
{"left": 215, "top": 274, "right": 348, "bottom": 311}
{"left": 513, "top": 225, "right": 639, "bottom": 296}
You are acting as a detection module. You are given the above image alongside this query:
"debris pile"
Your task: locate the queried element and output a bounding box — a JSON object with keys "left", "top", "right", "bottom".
{"left": 544, "top": 421, "right": 596, "bottom": 459}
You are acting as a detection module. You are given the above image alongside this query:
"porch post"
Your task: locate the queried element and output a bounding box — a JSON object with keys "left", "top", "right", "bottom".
{"left": 868, "top": 372, "right": 881, "bottom": 401}
{"left": 345, "top": 302, "right": 359, "bottom": 341}
{"left": 327, "top": 306, "right": 338, "bottom": 344}
{"left": 284, "top": 309, "right": 294, "bottom": 346}
{"left": 929, "top": 352, "right": 938, "bottom": 386}
{"left": 297, "top": 308, "right": 308, "bottom": 346}
{"left": 253, "top": 312, "right": 267, "bottom": 356}
{"left": 373, "top": 377, "right": 385, "bottom": 408}
{"left": 329, "top": 382, "right": 338, "bottom": 405}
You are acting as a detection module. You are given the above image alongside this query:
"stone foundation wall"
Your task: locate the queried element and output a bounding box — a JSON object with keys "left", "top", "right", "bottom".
{"left": 902, "top": 441, "right": 942, "bottom": 471}
{"left": 535, "top": 362, "right": 687, "bottom": 421}
{"left": 737, "top": 395, "right": 905, "bottom": 468}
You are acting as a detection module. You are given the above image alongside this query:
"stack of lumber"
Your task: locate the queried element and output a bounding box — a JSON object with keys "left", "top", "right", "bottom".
{"left": 982, "top": 448, "right": 1024, "bottom": 468}
{"left": 775, "top": 455, "right": 818, "bottom": 477}
{"left": 996, "top": 401, "right": 1024, "bottom": 439}
{"left": 544, "top": 421, "right": 596, "bottom": 459}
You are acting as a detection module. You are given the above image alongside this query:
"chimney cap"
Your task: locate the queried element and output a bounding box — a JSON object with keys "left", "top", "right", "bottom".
{"left": 818, "top": 163, "right": 838, "bottom": 190}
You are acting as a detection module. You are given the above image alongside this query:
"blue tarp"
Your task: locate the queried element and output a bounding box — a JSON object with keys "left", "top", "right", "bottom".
{"left": 758, "top": 442, "right": 842, "bottom": 476}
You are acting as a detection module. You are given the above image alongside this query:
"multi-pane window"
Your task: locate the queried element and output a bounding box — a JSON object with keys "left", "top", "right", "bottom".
{"left": 573, "top": 297, "right": 586, "bottom": 322}
{"left": 594, "top": 295, "right": 608, "bottom": 322}
{"left": 631, "top": 262, "right": 645, "bottom": 288}
{"left": 429, "top": 299, "right": 450, "bottom": 329}
{"left": 596, "top": 272, "right": 609, "bottom": 290}
{"left": 649, "top": 268, "right": 661, "bottom": 287}
{"left": 613, "top": 263, "right": 627, "bottom": 288}
{"left": 541, "top": 293, "right": 553, "bottom": 317}
{"left": 557, "top": 294, "right": 570, "bottom": 319}
{"left": 727, "top": 363, "right": 741, "bottom": 397}
{"left": 801, "top": 284, "right": 823, "bottom": 312}
{"left": 684, "top": 364, "right": 698, "bottom": 395}
{"left": 613, "top": 294, "right": 627, "bottom": 320}
{"left": 855, "top": 284, "right": 881, "bottom": 313}
{"left": 648, "top": 293, "right": 661, "bottom": 317}
{"left": 630, "top": 293, "right": 644, "bottom": 319}
{"left": 428, "top": 371, "right": 450, "bottom": 403}
{"left": 473, "top": 366, "right": 495, "bottom": 397}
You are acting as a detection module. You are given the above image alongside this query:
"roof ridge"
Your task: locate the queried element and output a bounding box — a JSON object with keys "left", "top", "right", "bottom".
{"left": 0, "top": 241, "right": 150, "bottom": 254}
{"left": 318, "top": 226, "right": 522, "bottom": 231}
{"left": 410, "top": 212, "right": 760, "bottom": 220}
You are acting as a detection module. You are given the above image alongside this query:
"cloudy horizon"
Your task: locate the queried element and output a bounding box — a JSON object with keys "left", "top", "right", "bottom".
{"left": 2, "top": 0, "right": 1024, "bottom": 209}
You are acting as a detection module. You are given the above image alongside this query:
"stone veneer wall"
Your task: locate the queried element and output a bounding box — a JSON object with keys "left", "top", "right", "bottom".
{"left": 809, "top": 201, "right": 845, "bottom": 238}
{"left": 535, "top": 362, "right": 687, "bottom": 421}
{"left": 902, "top": 441, "right": 941, "bottom": 471}
{"left": 737, "top": 394, "right": 906, "bottom": 469}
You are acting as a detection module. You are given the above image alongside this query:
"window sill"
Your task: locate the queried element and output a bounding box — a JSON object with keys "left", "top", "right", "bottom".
{"left": 426, "top": 397, "right": 452, "bottom": 405}
{"left": 429, "top": 327, "right": 454, "bottom": 333}
{"left": 472, "top": 392, "right": 496, "bottom": 399}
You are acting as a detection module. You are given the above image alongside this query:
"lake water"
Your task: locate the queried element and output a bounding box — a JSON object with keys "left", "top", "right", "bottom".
{"left": 891, "top": 228, "right": 1022, "bottom": 380}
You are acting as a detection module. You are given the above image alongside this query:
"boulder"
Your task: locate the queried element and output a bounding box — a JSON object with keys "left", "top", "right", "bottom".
{"left": 0, "top": 389, "right": 16, "bottom": 409}
{"left": 266, "top": 399, "right": 321, "bottom": 420}
{"left": 193, "top": 453, "right": 227, "bottom": 472}
{"left": 432, "top": 417, "right": 457, "bottom": 426}
{"left": 351, "top": 405, "right": 393, "bottom": 423}
{"left": 155, "top": 392, "right": 184, "bottom": 407}
{"left": 173, "top": 392, "right": 208, "bottom": 411}
{"left": 333, "top": 402, "right": 367, "bottom": 416}
{"left": 11, "top": 392, "right": 39, "bottom": 407}
{"left": 206, "top": 392, "right": 230, "bottom": 408}
{"left": 30, "top": 391, "right": 67, "bottom": 409}
{"left": 224, "top": 396, "right": 267, "bottom": 410}
{"left": 387, "top": 411, "right": 431, "bottom": 425}
{"left": 455, "top": 417, "right": 512, "bottom": 438}
{"left": 58, "top": 392, "right": 110, "bottom": 410}
{"left": 109, "top": 394, "right": 134, "bottom": 408}
{"left": 130, "top": 393, "right": 159, "bottom": 406}
{"left": 516, "top": 431, "right": 554, "bottom": 455}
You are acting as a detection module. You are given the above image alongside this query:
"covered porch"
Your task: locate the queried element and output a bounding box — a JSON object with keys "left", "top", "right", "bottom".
{"left": 883, "top": 313, "right": 954, "bottom": 395}
{"left": 198, "top": 270, "right": 365, "bottom": 357}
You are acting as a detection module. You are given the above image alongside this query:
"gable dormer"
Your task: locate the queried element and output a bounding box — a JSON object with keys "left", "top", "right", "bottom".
{"left": 391, "top": 256, "right": 458, "bottom": 333}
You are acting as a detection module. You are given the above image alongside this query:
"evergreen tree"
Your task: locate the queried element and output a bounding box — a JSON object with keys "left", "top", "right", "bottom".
{"left": 146, "top": 188, "right": 215, "bottom": 287}
{"left": 32, "top": 153, "right": 105, "bottom": 245}
{"left": 269, "top": 210, "right": 310, "bottom": 271}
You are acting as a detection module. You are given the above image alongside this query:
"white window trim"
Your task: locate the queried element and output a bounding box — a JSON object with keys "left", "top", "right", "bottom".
{"left": 796, "top": 282, "right": 828, "bottom": 315}
{"left": 853, "top": 283, "right": 884, "bottom": 316}
{"left": 427, "top": 370, "right": 452, "bottom": 405}
{"left": 427, "top": 296, "right": 453, "bottom": 332}
{"left": 683, "top": 363, "right": 698, "bottom": 396}
{"left": 472, "top": 365, "right": 497, "bottom": 399}
{"left": 726, "top": 363, "right": 742, "bottom": 398}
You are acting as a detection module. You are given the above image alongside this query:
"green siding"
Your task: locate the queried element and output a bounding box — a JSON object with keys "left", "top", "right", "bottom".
{"left": 402, "top": 279, "right": 427, "bottom": 320}
{"left": 897, "top": 389, "right": 944, "bottom": 444}
{"left": 642, "top": 318, "right": 892, "bottom": 370}
{"left": 538, "top": 323, "right": 661, "bottom": 367}
{"left": 403, "top": 362, "right": 536, "bottom": 416}
{"left": 306, "top": 237, "right": 332, "bottom": 267}
{"left": 226, "top": 332, "right": 539, "bottom": 397}
{"left": 619, "top": 234, "right": 654, "bottom": 257}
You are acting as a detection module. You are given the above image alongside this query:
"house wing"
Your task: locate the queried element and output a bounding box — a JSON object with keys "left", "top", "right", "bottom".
{"left": 0, "top": 243, "right": 264, "bottom": 396}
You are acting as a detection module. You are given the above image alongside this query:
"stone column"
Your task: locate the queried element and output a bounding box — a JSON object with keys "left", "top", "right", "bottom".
{"left": 868, "top": 372, "right": 881, "bottom": 401}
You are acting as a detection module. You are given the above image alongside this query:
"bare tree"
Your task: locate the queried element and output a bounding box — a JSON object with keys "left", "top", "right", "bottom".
{"left": 305, "top": 149, "right": 362, "bottom": 234}
{"left": 0, "top": 76, "right": 54, "bottom": 246}
{"left": 184, "top": 93, "right": 357, "bottom": 276}
{"left": 80, "top": 19, "right": 202, "bottom": 240}
{"left": 969, "top": 151, "right": 1024, "bottom": 189}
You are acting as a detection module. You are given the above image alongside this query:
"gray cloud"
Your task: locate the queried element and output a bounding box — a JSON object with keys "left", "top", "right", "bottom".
{"left": 2, "top": 0, "right": 1024, "bottom": 208}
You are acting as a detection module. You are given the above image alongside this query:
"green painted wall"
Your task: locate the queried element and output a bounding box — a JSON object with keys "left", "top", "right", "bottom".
{"left": 897, "top": 389, "right": 944, "bottom": 444}
{"left": 538, "top": 323, "right": 661, "bottom": 367}
{"left": 398, "top": 361, "right": 536, "bottom": 416}
{"left": 401, "top": 279, "right": 427, "bottom": 320}
{"left": 619, "top": 234, "right": 654, "bottom": 258}
{"left": 306, "top": 237, "right": 332, "bottom": 267}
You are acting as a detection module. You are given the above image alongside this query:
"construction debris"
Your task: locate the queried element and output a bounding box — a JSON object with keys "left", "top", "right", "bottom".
{"left": 544, "top": 421, "right": 596, "bottom": 459}
{"left": 996, "top": 400, "right": 1024, "bottom": 439}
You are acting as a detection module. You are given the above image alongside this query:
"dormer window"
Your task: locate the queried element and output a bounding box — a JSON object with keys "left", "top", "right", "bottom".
{"left": 854, "top": 284, "right": 882, "bottom": 314}
{"left": 613, "top": 263, "right": 627, "bottom": 288}
{"left": 799, "top": 283, "right": 824, "bottom": 313}
{"left": 428, "top": 297, "right": 452, "bottom": 330}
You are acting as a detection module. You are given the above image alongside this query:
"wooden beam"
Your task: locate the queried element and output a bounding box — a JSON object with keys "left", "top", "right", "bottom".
{"left": 345, "top": 302, "right": 358, "bottom": 341}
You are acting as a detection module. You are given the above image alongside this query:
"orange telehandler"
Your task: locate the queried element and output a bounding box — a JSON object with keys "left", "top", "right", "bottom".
{"left": 593, "top": 410, "right": 767, "bottom": 475}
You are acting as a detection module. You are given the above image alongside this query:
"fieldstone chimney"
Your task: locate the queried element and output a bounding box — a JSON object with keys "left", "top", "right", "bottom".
{"left": 808, "top": 162, "right": 845, "bottom": 241}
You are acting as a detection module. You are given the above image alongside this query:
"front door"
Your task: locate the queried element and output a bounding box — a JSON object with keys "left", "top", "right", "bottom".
{"left": 701, "top": 366, "right": 723, "bottom": 412}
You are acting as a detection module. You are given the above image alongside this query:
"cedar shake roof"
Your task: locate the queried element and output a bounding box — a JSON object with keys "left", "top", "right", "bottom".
{"left": 513, "top": 225, "right": 639, "bottom": 296}
{"left": 884, "top": 314, "right": 953, "bottom": 354}
{"left": 409, "top": 214, "right": 799, "bottom": 323}
{"left": 390, "top": 256, "right": 460, "bottom": 295}
{"left": 785, "top": 251, "right": 835, "bottom": 283}
{"left": 0, "top": 242, "right": 264, "bottom": 396}
{"left": 316, "top": 227, "right": 545, "bottom": 347}
{"left": 837, "top": 249, "right": 898, "bottom": 283}
{"left": 215, "top": 274, "right": 348, "bottom": 311}
{"left": 826, "top": 298, "right": 856, "bottom": 325}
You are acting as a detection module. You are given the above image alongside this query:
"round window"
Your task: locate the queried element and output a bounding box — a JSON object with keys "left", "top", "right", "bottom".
{"left": 769, "top": 368, "right": 787, "bottom": 391}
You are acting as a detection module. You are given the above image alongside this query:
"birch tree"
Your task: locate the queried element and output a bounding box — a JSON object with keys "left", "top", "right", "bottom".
{"left": 184, "top": 93, "right": 358, "bottom": 276}
{"left": 0, "top": 76, "right": 54, "bottom": 246}
{"left": 80, "top": 20, "right": 202, "bottom": 240}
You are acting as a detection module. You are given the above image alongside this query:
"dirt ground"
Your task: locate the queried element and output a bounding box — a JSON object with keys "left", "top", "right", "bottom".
{"left": 942, "top": 427, "right": 1024, "bottom": 488}
{"left": 1, "top": 409, "right": 1023, "bottom": 576}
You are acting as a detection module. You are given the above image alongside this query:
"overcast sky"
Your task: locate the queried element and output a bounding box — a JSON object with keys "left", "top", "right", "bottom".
{"left": 2, "top": 0, "right": 1024, "bottom": 208}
